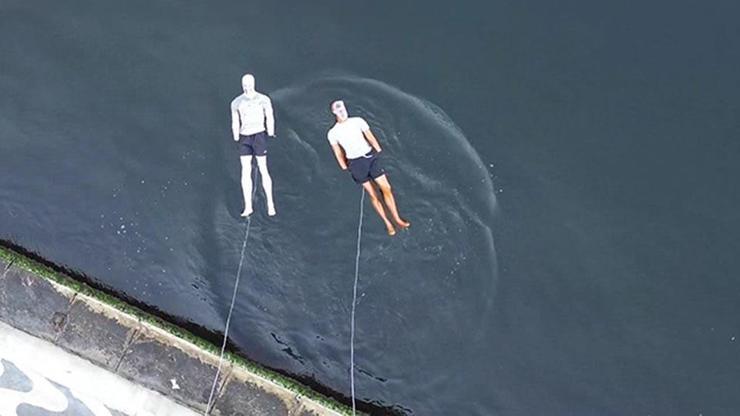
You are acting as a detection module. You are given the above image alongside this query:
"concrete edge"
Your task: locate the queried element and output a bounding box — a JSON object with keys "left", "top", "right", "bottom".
{"left": 0, "top": 245, "right": 355, "bottom": 416}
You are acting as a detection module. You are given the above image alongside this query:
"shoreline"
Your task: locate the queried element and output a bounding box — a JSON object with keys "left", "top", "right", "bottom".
{"left": 0, "top": 240, "right": 359, "bottom": 415}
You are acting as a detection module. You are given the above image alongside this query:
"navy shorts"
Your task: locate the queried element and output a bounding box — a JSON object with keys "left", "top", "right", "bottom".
{"left": 348, "top": 151, "right": 385, "bottom": 184}
{"left": 238, "top": 132, "right": 268, "bottom": 156}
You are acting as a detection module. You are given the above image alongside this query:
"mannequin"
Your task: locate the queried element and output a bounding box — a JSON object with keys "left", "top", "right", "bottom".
{"left": 230, "top": 74, "right": 276, "bottom": 216}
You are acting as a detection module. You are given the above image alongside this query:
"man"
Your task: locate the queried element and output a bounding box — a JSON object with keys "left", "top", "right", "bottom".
{"left": 328, "top": 100, "right": 410, "bottom": 236}
{"left": 230, "top": 74, "right": 276, "bottom": 217}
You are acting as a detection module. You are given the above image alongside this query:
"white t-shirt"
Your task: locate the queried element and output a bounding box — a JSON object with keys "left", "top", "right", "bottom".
{"left": 327, "top": 117, "right": 372, "bottom": 159}
{"left": 230, "top": 93, "right": 274, "bottom": 136}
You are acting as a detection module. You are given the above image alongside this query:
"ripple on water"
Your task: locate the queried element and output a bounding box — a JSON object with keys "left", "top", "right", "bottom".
{"left": 211, "top": 74, "right": 499, "bottom": 415}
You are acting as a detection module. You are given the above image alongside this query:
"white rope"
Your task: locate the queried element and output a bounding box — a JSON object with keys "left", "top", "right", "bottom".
{"left": 204, "top": 166, "right": 258, "bottom": 415}
{"left": 204, "top": 174, "right": 365, "bottom": 415}
{"left": 350, "top": 189, "right": 365, "bottom": 415}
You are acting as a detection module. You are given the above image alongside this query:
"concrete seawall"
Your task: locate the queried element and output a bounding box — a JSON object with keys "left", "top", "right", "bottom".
{"left": 0, "top": 246, "right": 354, "bottom": 415}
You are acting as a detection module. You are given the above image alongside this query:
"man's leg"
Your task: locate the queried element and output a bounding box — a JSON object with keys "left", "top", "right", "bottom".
{"left": 240, "top": 155, "right": 253, "bottom": 217}
{"left": 373, "top": 174, "right": 410, "bottom": 228}
{"left": 255, "top": 156, "right": 276, "bottom": 216}
{"left": 362, "top": 181, "right": 396, "bottom": 236}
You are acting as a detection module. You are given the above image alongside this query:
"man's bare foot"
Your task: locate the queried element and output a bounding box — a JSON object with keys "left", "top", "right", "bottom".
{"left": 240, "top": 208, "right": 253, "bottom": 217}
{"left": 267, "top": 205, "right": 276, "bottom": 217}
{"left": 386, "top": 225, "right": 397, "bottom": 236}
{"left": 395, "top": 218, "right": 410, "bottom": 229}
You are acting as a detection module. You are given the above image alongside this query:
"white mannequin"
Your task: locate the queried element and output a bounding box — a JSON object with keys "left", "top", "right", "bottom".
{"left": 231, "top": 74, "right": 276, "bottom": 217}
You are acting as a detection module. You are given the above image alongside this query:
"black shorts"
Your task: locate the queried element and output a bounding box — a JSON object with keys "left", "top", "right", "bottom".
{"left": 348, "top": 151, "right": 385, "bottom": 184}
{"left": 238, "top": 131, "right": 268, "bottom": 156}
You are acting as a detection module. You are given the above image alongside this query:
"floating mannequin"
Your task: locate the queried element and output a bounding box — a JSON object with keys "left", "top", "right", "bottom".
{"left": 230, "top": 74, "right": 276, "bottom": 217}
{"left": 327, "top": 100, "right": 410, "bottom": 236}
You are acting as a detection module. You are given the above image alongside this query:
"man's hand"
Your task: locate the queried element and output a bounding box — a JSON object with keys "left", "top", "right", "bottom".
{"left": 331, "top": 143, "right": 349, "bottom": 171}
{"left": 363, "top": 129, "right": 383, "bottom": 154}
{"left": 233, "top": 135, "right": 240, "bottom": 142}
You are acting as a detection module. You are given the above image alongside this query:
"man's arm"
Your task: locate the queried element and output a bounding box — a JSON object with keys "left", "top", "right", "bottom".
{"left": 264, "top": 96, "right": 275, "bottom": 137}
{"left": 331, "top": 144, "right": 348, "bottom": 170}
{"left": 362, "top": 128, "right": 382, "bottom": 153}
{"left": 231, "top": 102, "right": 241, "bottom": 142}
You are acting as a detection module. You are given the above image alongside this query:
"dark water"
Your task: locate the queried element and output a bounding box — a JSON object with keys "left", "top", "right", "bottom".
{"left": 2, "top": 0, "right": 739, "bottom": 414}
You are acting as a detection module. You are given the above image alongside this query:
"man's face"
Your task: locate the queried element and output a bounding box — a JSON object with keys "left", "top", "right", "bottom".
{"left": 242, "top": 74, "right": 255, "bottom": 92}
{"left": 331, "top": 100, "right": 348, "bottom": 121}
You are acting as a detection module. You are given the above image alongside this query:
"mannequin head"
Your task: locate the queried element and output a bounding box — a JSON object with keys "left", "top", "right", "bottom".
{"left": 330, "top": 100, "right": 348, "bottom": 122}
{"left": 241, "top": 74, "right": 256, "bottom": 95}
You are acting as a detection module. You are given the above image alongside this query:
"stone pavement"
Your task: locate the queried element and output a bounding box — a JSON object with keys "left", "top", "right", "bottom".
{"left": 0, "top": 320, "right": 198, "bottom": 416}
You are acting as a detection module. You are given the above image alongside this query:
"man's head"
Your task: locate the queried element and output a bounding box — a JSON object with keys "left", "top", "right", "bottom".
{"left": 242, "top": 74, "right": 256, "bottom": 93}
{"left": 330, "top": 100, "right": 348, "bottom": 122}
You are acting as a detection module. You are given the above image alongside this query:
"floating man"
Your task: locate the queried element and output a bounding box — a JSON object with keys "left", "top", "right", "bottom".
{"left": 327, "top": 100, "right": 410, "bottom": 236}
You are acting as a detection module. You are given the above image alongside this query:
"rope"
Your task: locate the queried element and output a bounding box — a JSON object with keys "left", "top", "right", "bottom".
{"left": 203, "top": 172, "right": 366, "bottom": 414}
{"left": 350, "top": 189, "right": 365, "bottom": 415}
{"left": 204, "top": 166, "right": 258, "bottom": 415}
